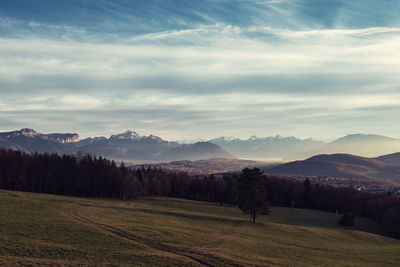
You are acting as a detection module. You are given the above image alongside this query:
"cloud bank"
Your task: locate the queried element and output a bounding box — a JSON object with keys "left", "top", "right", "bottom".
{"left": 0, "top": 0, "right": 399, "bottom": 140}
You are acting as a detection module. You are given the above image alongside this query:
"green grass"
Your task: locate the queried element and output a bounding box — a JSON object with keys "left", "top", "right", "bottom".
{"left": 0, "top": 190, "right": 400, "bottom": 266}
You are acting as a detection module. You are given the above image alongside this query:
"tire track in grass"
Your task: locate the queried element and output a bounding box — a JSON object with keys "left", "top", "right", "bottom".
{"left": 64, "top": 204, "right": 244, "bottom": 267}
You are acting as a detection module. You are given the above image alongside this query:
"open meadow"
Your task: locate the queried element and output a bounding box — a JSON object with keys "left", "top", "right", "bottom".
{"left": 1, "top": 189, "right": 400, "bottom": 266}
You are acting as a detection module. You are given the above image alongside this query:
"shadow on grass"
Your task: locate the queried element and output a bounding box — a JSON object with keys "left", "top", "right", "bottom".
{"left": 74, "top": 201, "right": 249, "bottom": 226}
{"left": 140, "top": 197, "right": 233, "bottom": 208}
{"left": 127, "top": 207, "right": 248, "bottom": 225}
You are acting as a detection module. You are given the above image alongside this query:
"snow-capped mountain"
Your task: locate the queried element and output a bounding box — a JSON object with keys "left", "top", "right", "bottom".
{"left": 209, "top": 135, "right": 325, "bottom": 160}
{"left": 0, "top": 129, "right": 232, "bottom": 162}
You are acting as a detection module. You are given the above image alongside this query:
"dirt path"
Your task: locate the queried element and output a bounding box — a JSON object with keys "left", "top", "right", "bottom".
{"left": 62, "top": 203, "right": 243, "bottom": 267}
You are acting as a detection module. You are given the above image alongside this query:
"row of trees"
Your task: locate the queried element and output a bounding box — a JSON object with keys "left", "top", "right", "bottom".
{"left": 0, "top": 149, "right": 191, "bottom": 200}
{"left": 1, "top": 149, "right": 400, "bottom": 237}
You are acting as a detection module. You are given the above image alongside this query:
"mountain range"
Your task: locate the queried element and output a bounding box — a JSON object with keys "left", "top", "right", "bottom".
{"left": 209, "top": 134, "right": 400, "bottom": 160}
{"left": 208, "top": 136, "right": 324, "bottom": 160}
{"left": 2, "top": 129, "right": 400, "bottom": 167}
{"left": 3, "top": 128, "right": 400, "bottom": 184}
{"left": 0, "top": 129, "right": 233, "bottom": 162}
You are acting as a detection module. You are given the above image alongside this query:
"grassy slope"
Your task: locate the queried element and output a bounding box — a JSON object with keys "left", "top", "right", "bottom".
{"left": 0, "top": 190, "right": 400, "bottom": 266}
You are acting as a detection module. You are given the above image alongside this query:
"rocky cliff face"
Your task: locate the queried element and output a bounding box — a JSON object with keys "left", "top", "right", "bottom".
{"left": 0, "top": 128, "right": 79, "bottom": 143}
{"left": 1, "top": 128, "right": 39, "bottom": 138}
{"left": 45, "top": 133, "right": 80, "bottom": 143}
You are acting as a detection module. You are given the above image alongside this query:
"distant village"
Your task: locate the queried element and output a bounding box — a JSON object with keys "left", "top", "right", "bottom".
{"left": 285, "top": 175, "right": 400, "bottom": 196}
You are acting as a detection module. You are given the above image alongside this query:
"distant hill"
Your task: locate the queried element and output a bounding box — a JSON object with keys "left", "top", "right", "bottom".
{"left": 0, "top": 129, "right": 231, "bottom": 162}
{"left": 375, "top": 152, "right": 400, "bottom": 166}
{"left": 298, "top": 134, "right": 400, "bottom": 159}
{"left": 209, "top": 135, "right": 324, "bottom": 160}
{"left": 266, "top": 153, "right": 400, "bottom": 184}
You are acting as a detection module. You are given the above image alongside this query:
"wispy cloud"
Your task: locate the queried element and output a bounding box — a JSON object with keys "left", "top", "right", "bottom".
{"left": 0, "top": 0, "right": 399, "bottom": 139}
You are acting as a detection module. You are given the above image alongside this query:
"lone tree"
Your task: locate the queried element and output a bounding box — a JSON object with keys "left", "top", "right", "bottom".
{"left": 237, "top": 168, "right": 270, "bottom": 223}
{"left": 338, "top": 211, "right": 355, "bottom": 227}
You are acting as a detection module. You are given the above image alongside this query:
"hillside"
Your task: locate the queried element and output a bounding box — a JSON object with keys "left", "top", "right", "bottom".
{"left": 267, "top": 153, "right": 400, "bottom": 184}
{"left": 1, "top": 190, "right": 399, "bottom": 266}
{"left": 375, "top": 152, "right": 400, "bottom": 166}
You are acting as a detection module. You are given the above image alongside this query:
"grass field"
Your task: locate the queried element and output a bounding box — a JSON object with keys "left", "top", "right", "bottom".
{"left": 1, "top": 190, "right": 400, "bottom": 266}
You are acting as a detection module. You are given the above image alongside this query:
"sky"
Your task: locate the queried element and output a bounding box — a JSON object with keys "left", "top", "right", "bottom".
{"left": 0, "top": 0, "right": 400, "bottom": 140}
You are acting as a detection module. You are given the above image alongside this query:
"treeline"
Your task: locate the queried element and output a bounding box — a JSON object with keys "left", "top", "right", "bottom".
{"left": 0, "top": 149, "right": 191, "bottom": 200}
{"left": 1, "top": 149, "right": 400, "bottom": 238}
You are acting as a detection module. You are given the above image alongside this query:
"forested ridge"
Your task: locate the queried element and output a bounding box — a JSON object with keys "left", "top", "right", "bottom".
{"left": 1, "top": 149, "right": 400, "bottom": 238}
